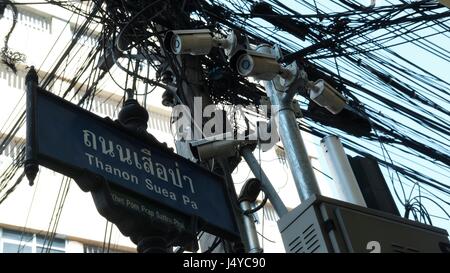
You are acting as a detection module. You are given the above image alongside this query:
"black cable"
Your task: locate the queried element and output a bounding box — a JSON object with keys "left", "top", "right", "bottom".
{"left": 243, "top": 195, "right": 268, "bottom": 215}
{"left": 203, "top": 237, "right": 222, "bottom": 253}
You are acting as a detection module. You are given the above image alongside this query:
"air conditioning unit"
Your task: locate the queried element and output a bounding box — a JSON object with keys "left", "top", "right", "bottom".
{"left": 278, "top": 195, "right": 450, "bottom": 253}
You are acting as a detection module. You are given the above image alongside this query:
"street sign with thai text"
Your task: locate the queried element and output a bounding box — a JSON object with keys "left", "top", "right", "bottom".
{"left": 30, "top": 88, "right": 238, "bottom": 238}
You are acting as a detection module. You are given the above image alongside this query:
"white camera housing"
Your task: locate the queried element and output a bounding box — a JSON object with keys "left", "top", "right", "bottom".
{"left": 164, "top": 29, "right": 215, "bottom": 55}
{"left": 230, "top": 44, "right": 294, "bottom": 82}
{"left": 163, "top": 29, "right": 237, "bottom": 56}
{"left": 309, "top": 79, "right": 347, "bottom": 114}
{"left": 230, "top": 49, "right": 285, "bottom": 81}
{"left": 239, "top": 51, "right": 280, "bottom": 80}
{"left": 190, "top": 137, "right": 240, "bottom": 161}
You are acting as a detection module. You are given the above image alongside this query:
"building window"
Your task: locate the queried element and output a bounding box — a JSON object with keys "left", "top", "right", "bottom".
{"left": 83, "top": 244, "right": 126, "bottom": 253}
{"left": 0, "top": 228, "right": 65, "bottom": 253}
{"left": 3, "top": 7, "right": 51, "bottom": 33}
{"left": 0, "top": 137, "right": 19, "bottom": 159}
{"left": 0, "top": 65, "right": 26, "bottom": 90}
{"left": 70, "top": 25, "right": 99, "bottom": 48}
{"left": 250, "top": 204, "right": 279, "bottom": 224}
{"left": 263, "top": 206, "right": 279, "bottom": 222}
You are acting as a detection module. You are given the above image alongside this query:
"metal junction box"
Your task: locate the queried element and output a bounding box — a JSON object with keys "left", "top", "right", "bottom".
{"left": 277, "top": 195, "right": 450, "bottom": 253}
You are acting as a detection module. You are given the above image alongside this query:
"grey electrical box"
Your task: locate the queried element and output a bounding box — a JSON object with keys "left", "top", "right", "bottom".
{"left": 278, "top": 195, "right": 450, "bottom": 253}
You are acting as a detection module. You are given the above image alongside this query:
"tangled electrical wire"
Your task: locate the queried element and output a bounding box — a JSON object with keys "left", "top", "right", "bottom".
{"left": 0, "top": 0, "right": 26, "bottom": 73}
{"left": 0, "top": 0, "right": 449, "bottom": 234}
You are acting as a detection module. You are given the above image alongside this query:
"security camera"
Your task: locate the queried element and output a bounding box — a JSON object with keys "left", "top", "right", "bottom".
{"left": 308, "top": 79, "right": 347, "bottom": 114}
{"left": 164, "top": 29, "right": 215, "bottom": 55}
{"left": 164, "top": 29, "right": 237, "bottom": 56}
{"left": 229, "top": 50, "right": 281, "bottom": 80}
{"left": 190, "top": 138, "right": 241, "bottom": 161}
{"left": 229, "top": 44, "right": 293, "bottom": 81}
{"left": 222, "top": 29, "right": 250, "bottom": 57}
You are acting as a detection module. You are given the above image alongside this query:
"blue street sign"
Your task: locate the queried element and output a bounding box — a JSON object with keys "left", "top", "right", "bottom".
{"left": 33, "top": 89, "right": 238, "bottom": 238}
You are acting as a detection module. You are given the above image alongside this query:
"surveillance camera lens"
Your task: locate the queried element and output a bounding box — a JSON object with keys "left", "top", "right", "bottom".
{"left": 237, "top": 54, "right": 254, "bottom": 76}
{"left": 241, "top": 59, "right": 251, "bottom": 70}
{"left": 171, "top": 35, "right": 181, "bottom": 53}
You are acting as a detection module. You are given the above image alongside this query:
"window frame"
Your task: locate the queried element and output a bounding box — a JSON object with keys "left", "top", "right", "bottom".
{"left": 0, "top": 228, "right": 66, "bottom": 253}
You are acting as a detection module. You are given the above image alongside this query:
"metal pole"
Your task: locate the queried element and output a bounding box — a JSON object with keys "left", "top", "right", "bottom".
{"left": 24, "top": 66, "right": 39, "bottom": 186}
{"left": 263, "top": 80, "right": 320, "bottom": 203}
{"left": 217, "top": 158, "right": 251, "bottom": 253}
{"left": 241, "top": 147, "right": 288, "bottom": 217}
{"left": 321, "top": 135, "right": 367, "bottom": 207}
{"left": 239, "top": 201, "right": 263, "bottom": 253}
{"left": 247, "top": 44, "right": 320, "bottom": 203}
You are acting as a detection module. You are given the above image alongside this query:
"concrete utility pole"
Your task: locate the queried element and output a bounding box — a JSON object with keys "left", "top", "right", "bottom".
{"left": 171, "top": 54, "right": 251, "bottom": 252}
{"left": 175, "top": 55, "right": 233, "bottom": 253}
{"left": 155, "top": 18, "right": 248, "bottom": 252}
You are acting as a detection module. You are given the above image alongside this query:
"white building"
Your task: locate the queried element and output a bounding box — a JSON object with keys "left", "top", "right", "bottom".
{"left": 0, "top": 3, "right": 345, "bottom": 253}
